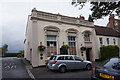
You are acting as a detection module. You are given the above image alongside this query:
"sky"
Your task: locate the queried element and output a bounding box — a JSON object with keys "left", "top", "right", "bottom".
{"left": 0, "top": 0, "right": 111, "bottom": 52}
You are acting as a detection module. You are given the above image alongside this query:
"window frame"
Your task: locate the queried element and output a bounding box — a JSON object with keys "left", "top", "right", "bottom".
{"left": 99, "top": 37, "right": 103, "bottom": 46}
{"left": 47, "top": 35, "right": 57, "bottom": 47}
{"left": 68, "top": 36, "right": 76, "bottom": 47}
{"left": 106, "top": 38, "right": 109, "bottom": 45}
{"left": 113, "top": 38, "right": 116, "bottom": 45}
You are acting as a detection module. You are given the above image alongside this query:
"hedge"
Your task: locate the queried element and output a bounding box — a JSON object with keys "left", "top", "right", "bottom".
{"left": 5, "top": 53, "right": 24, "bottom": 57}
{"left": 100, "top": 45, "right": 119, "bottom": 61}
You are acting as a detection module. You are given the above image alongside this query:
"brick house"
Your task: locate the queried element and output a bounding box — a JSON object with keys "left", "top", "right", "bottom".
{"left": 107, "top": 14, "right": 120, "bottom": 32}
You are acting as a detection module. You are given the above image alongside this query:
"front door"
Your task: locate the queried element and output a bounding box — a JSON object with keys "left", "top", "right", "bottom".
{"left": 86, "top": 48, "right": 91, "bottom": 61}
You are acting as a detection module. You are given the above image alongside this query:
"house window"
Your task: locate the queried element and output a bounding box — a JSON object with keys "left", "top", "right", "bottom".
{"left": 113, "top": 38, "right": 116, "bottom": 45}
{"left": 68, "top": 36, "right": 76, "bottom": 47}
{"left": 84, "top": 32, "right": 90, "bottom": 42}
{"left": 99, "top": 37, "right": 103, "bottom": 46}
{"left": 47, "top": 35, "right": 57, "bottom": 47}
{"left": 107, "top": 38, "right": 109, "bottom": 45}
{"left": 46, "top": 35, "right": 57, "bottom": 56}
{"left": 68, "top": 36, "right": 76, "bottom": 55}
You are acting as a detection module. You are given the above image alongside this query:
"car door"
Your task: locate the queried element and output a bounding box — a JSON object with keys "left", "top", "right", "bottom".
{"left": 64, "top": 56, "right": 75, "bottom": 69}
{"left": 74, "top": 56, "right": 85, "bottom": 69}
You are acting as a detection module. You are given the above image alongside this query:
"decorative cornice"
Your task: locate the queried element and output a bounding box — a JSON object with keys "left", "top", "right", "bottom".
{"left": 31, "top": 9, "right": 94, "bottom": 28}
{"left": 31, "top": 17, "right": 94, "bottom": 28}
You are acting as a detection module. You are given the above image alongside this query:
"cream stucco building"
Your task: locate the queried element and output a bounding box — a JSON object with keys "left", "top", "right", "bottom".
{"left": 24, "top": 8, "right": 120, "bottom": 67}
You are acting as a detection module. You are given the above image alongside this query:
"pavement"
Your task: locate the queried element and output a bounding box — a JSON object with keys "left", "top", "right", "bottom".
{"left": 2, "top": 57, "right": 32, "bottom": 80}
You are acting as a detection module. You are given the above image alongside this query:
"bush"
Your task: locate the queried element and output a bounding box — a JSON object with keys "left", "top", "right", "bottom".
{"left": 100, "top": 45, "right": 119, "bottom": 61}
{"left": 5, "top": 53, "right": 24, "bottom": 57}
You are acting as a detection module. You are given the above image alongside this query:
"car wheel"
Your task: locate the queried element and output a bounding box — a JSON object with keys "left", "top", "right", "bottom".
{"left": 59, "top": 66, "right": 66, "bottom": 73}
{"left": 86, "top": 64, "right": 92, "bottom": 70}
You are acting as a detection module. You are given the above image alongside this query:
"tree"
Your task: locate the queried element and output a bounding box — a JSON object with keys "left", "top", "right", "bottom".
{"left": 72, "top": 1, "right": 120, "bottom": 21}
{"left": 2, "top": 44, "right": 8, "bottom": 56}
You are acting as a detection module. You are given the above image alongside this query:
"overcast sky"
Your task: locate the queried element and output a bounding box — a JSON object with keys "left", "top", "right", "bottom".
{"left": 0, "top": 0, "right": 110, "bottom": 52}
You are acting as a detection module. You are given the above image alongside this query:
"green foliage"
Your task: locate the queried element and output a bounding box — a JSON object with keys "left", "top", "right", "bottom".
{"left": 72, "top": 1, "right": 120, "bottom": 20}
{"left": 100, "top": 45, "right": 119, "bottom": 61}
{"left": 90, "top": 2, "right": 120, "bottom": 19}
{"left": 5, "top": 53, "right": 24, "bottom": 57}
{"left": 88, "top": 15, "right": 94, "bottom": 22}
{"left": 38, "top": 45, "right": 46, "bottom": 52}
{"left": 60, "top": 45, "right": 69, "bottom": 55}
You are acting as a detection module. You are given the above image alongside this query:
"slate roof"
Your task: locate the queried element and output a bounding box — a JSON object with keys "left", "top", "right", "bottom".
{"left": 95, "top": 25, "right": 120, "bottom": 37}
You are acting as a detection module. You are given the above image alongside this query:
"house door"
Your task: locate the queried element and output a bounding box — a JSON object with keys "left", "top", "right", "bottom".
{"left": 86, "top": 48, "right": 91, "bottom": 61}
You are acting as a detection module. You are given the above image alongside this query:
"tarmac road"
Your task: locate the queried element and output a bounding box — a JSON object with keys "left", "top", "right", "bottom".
{"left": 2, "top": 57, "right": 31, "bottom": 79}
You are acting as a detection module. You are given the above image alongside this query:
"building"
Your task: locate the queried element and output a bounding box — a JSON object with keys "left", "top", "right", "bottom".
{"left": 107, "top": 14, "right": 120, "bottom": 32}
{"left": 95, "top": 26, "right": 120, "bottom": 58}
{"left": 24, "top": 8, "right": 120, "bottom": 67}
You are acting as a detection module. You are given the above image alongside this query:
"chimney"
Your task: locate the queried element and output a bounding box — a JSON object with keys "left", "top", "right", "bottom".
{"left": 109, "top": 14, "right": 115, "bottom": 28}
{"left": 109, "top": 14, "right": 114, "bottom": 20}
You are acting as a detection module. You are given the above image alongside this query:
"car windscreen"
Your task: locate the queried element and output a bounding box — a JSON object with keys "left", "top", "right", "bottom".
{"left": 104, "top": 58, "right": 120, "bottom": 68}
{"left": 50, "top": 56, "right": 56, "bottom": 60}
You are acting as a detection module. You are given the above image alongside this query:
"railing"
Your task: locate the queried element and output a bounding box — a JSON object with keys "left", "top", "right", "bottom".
{"left": 84, "top": 37, "right": 91, "bottom": 42}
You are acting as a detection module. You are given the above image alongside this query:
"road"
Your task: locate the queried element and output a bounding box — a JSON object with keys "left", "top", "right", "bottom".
{"left": 30, "top": 67, "right": 92, "bottom": 80}
{"left": 2, "top": 57, "right": 31, "bottom": 79}
{"left": 1, "top": 57, "right": 92, "bottom": 80}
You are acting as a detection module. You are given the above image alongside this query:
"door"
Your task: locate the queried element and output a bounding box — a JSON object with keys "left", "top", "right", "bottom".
{"left": 74, "top": 56, "right": 85, "bottom": 69}
{"left": 64, "top": 56, "right": 75, "bottom": 69}
{"left": 86, "top": 48, "right": 91, "bottom": 61}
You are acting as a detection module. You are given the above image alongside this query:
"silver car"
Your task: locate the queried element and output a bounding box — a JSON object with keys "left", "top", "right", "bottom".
{"left": 47, "top": 55, "right": 92, "bottom": 73}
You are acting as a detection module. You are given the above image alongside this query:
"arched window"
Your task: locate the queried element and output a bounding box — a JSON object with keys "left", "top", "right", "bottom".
{"left": 83, "top": 31, "right": 91, "bottom": 42}
{"left": 44, "top": 26, "right": 60, "bottom": 57}
{"left": 66, "top": 28, "right": 78, "bottom": 55}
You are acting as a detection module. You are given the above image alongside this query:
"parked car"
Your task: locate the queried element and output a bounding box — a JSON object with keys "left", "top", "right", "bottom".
{"left": 47, "top": 55, "right": 92, "bottom": 73}
{"left": 91, "top": 57, "right": 120, "bottom": 80}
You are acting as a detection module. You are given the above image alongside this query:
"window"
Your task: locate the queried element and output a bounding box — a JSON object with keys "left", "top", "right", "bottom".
{"left": 84, "top": 32, "right": 90, "bottom": 37}
{"left": 84, "top": 32, "right": 90, "bottom": 42}
{"left": 57, "top": 56, "right": 64, "bottom": 60}
{"left": 104, "top": 58, "right": 120, "bottom": 68}
{"left": 50, "top": 56, "right": 56, "bottom": 60}
{"left": 74, "top": 56, "right": 82, "bottom": 61}
{"left": 99, "top": 37, "right": 103, "bottom": 46}
{"left": 65, "top": 56, "right": 74, "bottom": 60}
{"left": 47, "top": 35, "right": 57, "bottom": 47}
{"left": 68, "top": 36, "right": 76, "bottom": 47}
{"left": 107, "top": 38, "right": 109, "bottom": 45}
{"left": 113, "top": 38, "right": 116, "bottom": 45}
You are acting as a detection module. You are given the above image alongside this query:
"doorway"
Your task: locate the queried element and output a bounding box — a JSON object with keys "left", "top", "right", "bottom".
{"left": 86, "top": 48, "right": 91, "bottom": 61}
